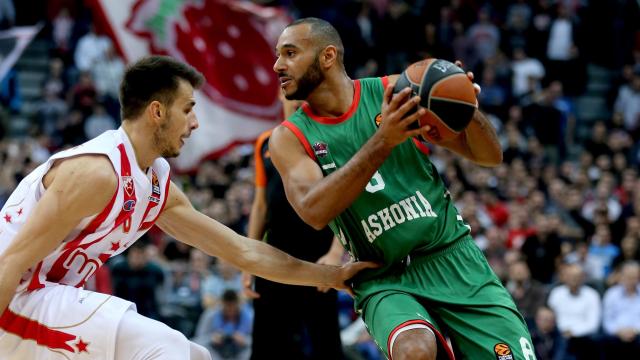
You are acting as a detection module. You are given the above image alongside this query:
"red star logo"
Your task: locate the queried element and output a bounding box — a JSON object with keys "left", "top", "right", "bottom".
{"left": 75, "top": 338, "right": 89, "bottom": 353}
{"left": 17, "top": 208, "right": 23, "bottom": 216}
{"left": 110, "top": 241, "right": 121, "bottom": 252}
{"left": 3, "top": 214, "right": 11, "bottom": 223}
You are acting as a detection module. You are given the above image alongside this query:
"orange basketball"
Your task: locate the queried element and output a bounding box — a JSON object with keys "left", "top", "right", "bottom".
{"left": 393, "top": 58, "right": 477, "bottom": 143}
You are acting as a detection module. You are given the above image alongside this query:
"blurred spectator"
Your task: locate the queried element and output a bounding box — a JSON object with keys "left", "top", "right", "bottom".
{"left": 511, "top": 47, "right": 545, "bottom": 101}
{"left": 602, "top": 261, "right": 640, "bottom": 358}
{"left": 587, "top": 224, "right": 620, "bottom": 283}
{"left": 529, "top": 306, "right": 568, "bottom": 360}
{"left": 84, "top": 103, "right": 116, "bottom": 139}
{"left": 506, "top": 260, "right": 548, "bottom": 321}
{"left": 521, "top": 214, "right": 563, "bottom": 284}
{"left": 545, "top": 4, "right": 583, "bottom": 94}
{"left": 35, "top": 86, "right": 68, "bottom": 137}
{"left": 548, "top": 264, "right": 601, "bottom": 360}
{"left": 68, "top": 71, "right": 97, "bottom": 117}
{"left": 41, "top": 57, "right": 68, "bottom": 99}
{"left": 0, "top": 0, "right": 15, "bottom": 29}
{"left": 194, "top": 289, "right": 252, "bottom": 360}
{"left": 614, "top": 65, "right": 640, "bottom": 138}
{"left": 202, "top": 259, "right": 243, "bottom": 309}
{"left": 164, "top": 249, "right": 211, "bottom": 337}
{"left": 73, "top": 24, "right": 112, "bottom": 72}
{"left": 92, "top": 42, "right": 125, "bottom": 117}
{"left": 0, "top": 68, "right": 21, "bottom": 115}
{"left": 341, "top": 317, "right": 383, "bottom": 360}
{"left": 583, "top": 121, "right": 612, "bottom": 159}
{"left": 110, "top": 241, "right": 165, "bottom": 320}
{"left": 52, "top": 7, "right": 74, "bottom": 55}
{"left": 466, "top": 6, "right": 500, "bottom": 67}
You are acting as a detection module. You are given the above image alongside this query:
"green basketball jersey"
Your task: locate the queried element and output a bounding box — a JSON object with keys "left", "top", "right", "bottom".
{"left": 284, "top": 77, "right": 470, "bottom": 268}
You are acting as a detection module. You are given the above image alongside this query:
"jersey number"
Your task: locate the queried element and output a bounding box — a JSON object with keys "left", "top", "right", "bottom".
{"left": 366, "top": 171, "right": 385, "bottom": 193}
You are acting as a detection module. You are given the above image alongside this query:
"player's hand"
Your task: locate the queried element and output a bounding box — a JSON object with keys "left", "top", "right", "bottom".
{"left": 454, "top": 60, "right": 481, "bottom": 98}
{"left": 332, "top": 261, "right": 380, "bottom": 297}
{"left": 316, "top": 248, "right": 344, "bottom": 293}
{"left": 241, "top": 272, "right": 260, "bottom": 299}
{"left": 377, "top": 85, "right": 429, "bottom": 149}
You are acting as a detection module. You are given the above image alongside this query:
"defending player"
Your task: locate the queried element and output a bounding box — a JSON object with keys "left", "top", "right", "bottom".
{"left": 0, "top": 56, "right": 375, "bottom": 360}
{"left": 269, "top": 18, "right": 536, "bottom": 360}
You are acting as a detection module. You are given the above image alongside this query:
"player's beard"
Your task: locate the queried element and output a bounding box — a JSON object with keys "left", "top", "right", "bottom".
{"left": 286, "top": 55, "right": 324, "bottom": 100}
{"left": 154, "top": 115, "right": 180, "bottom": 158}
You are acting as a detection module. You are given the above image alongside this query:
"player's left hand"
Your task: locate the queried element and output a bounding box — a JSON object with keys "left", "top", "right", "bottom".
{"left": 454, "top": 60, "right": 481, "bottom": 98}
{"left": 316, "top": 249, "right": 345, "bottom": 293}
{"left": 241, "top": 272, "right": 260, "bottom": 299}
{"left": 333, "top": 261, "right": 380, "bottom": 297}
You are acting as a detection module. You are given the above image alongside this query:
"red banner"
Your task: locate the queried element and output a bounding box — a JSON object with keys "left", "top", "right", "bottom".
{"left": 91, "top": 0, "right": 289, "bottom": 172}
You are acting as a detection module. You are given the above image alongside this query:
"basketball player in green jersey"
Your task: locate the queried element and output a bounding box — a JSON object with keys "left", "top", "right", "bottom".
{"left": 269, "top": 18, "right": 536, "bottom": 360}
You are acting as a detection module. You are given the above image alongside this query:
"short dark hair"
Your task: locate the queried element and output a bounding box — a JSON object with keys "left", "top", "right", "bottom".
{"left": 119, "top": 56, "right": 204, "bottom": 120}
{"left": 287, "top": 17, "right": 344, "bottom": 65}
{"left": 222, "top": 289, "right": 239, "bottom": 303}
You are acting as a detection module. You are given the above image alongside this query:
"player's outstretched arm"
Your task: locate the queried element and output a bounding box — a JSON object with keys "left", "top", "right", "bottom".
{"left": 156, "top": 182, "right": 377, "bottom": 293}
{"left": 270, "top": 86, "right": 428, "bottom": 230}
{"left": 0, "top": 156, "right": 117, "bottom": 314}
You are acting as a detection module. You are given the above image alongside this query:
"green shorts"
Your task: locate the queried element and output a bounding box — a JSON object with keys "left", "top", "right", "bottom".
{"left": 355, "top": 238, "right": 536, "bottom": 360}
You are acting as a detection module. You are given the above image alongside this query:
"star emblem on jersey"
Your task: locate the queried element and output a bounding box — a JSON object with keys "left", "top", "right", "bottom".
{"left": 74, "top": 338, "right": 89, "bottom": 353}
{"left": 312, "top": 142, "right": 328, "bottom": 158}
{"left": 3, "top": 214, "right": 11, "bottom": 223}
{"left": 17, "top": 208, "right": 23, "bottom": 216}
{"left": 122, "top": 176, "right": 134, "bottom": 197}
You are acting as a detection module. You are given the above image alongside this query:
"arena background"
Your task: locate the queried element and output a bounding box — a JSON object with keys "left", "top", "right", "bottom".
{"left": 0, "top": 0, "right": 639, "bottom": 359}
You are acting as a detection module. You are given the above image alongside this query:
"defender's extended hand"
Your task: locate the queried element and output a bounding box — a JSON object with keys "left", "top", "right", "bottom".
{"left": 332, "top": 261, "right": 380, "bottom": 296}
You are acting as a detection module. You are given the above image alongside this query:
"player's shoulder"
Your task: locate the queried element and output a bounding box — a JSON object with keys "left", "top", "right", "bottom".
{"left": 53, "top": 155, "right": 117, "bottom": 190}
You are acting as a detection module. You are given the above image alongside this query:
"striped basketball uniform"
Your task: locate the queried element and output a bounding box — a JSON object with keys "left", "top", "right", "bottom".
{"left": 283, "top": 77, "right": 536, "bottom": 360}
{"left": 0, "top": 127, "right": 170, "bottom": 359}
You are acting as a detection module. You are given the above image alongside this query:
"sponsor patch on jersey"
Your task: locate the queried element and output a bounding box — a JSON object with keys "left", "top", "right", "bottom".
{"left": 123, "top": 199, "right": 136, "bottom": 211}
{"left": 122, "top": 176, "right": 134, "bottom": 196}
{"left": 374, "top": 113, "right": 382, "bottom": 127}
{"left": 494, "top": 343, "right": 513, "bottom": 360}
{"left": 151, "top": 171, "right": 160, "bottom": 196}
{"left": 313, "top": 142, "right": 328, "bottom": 158}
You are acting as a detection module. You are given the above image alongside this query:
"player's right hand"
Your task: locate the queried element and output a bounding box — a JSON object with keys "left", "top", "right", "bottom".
{"left": 376, "top": 86, "right": 429, "bottom": 148}
{"left": 241, "top": 272, "right": 260, "bottom": 299}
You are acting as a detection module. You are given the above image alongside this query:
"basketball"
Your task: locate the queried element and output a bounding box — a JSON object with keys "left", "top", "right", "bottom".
{"left": 393, "top": 58, "right": 477, "bottom": 143}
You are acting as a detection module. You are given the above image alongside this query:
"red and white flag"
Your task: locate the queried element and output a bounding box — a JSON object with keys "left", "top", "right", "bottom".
{"left": 0, "top": 24, "right": 42, "bottom": 82}
{"left": 90, "top": 0, "right": 289, "bottom": 172}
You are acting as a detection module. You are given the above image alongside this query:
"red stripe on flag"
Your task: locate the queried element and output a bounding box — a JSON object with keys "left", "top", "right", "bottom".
{"left": 0, "top": 308, "right": 76, "bottom": 352}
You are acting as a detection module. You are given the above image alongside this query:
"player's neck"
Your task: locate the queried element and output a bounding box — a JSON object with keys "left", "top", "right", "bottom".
{"left": 306, "top": 74, "right": 354, "bottom": 118}
{"left": 121, "top": 121, "right": 157, "bottom": 170}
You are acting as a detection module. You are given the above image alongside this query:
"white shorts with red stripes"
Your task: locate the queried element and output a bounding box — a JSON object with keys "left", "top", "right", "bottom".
{"left": 0, "top": 284, "right": 133, "bottom": 359}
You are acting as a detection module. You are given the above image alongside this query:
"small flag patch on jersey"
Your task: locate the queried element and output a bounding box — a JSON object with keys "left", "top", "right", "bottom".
{"left": 494, "top": 343, "right": 513, "bottom": 360}
{"left": 313, "top": 142, "right": 328, "bottom": 158}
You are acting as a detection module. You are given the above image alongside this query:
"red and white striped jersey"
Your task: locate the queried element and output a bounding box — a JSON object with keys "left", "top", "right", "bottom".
{"left": 0, "top": 128, "right": 171, "bottom": 293}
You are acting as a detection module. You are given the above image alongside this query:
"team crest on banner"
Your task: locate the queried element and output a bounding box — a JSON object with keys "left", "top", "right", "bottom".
{"left": 92, "top": 0, "right": 291, "bottom": 172}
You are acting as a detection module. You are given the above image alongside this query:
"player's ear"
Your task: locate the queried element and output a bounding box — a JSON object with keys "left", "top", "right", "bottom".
{"left": 321, "top": 45, "right": 338, "bottom": 68}
{"left": 148, "top": 101, "right": 164, "bottom": 124}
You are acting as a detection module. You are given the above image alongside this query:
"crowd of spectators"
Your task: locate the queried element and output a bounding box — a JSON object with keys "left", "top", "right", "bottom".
{"left": 1, "top": 0, "right": 639, "bottom": 359}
